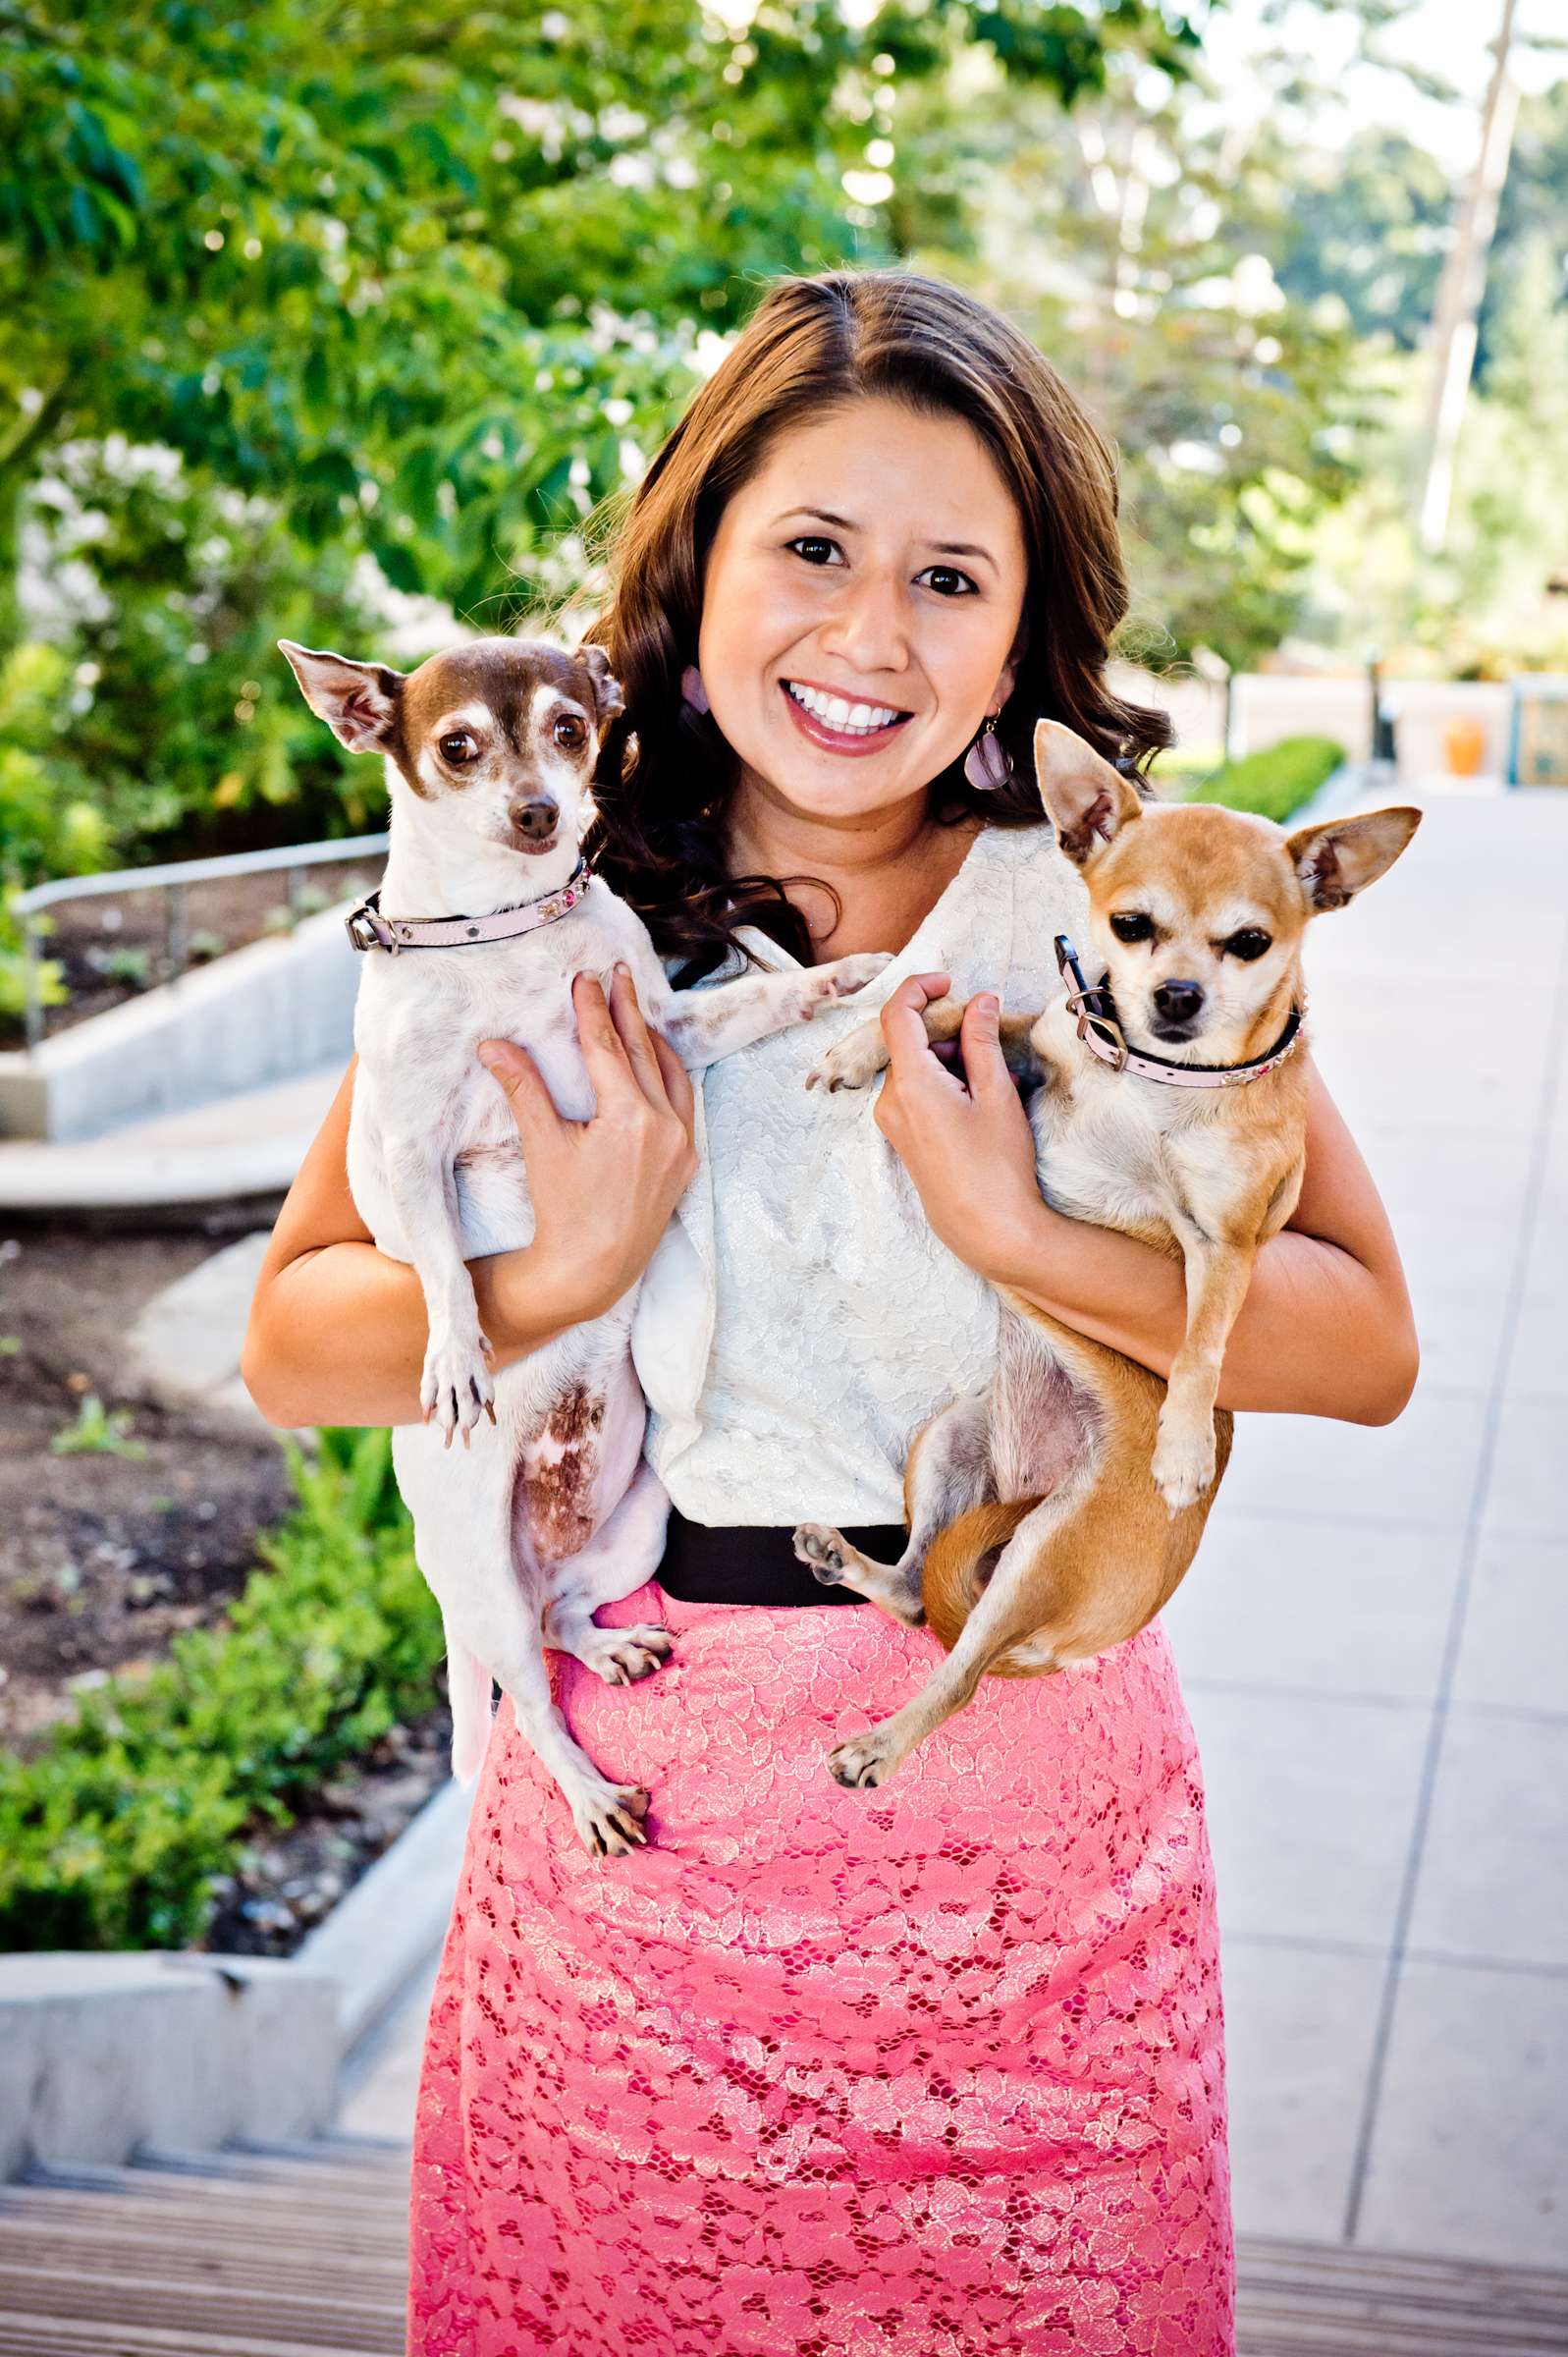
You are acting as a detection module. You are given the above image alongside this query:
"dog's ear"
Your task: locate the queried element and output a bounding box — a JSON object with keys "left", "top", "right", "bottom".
{"left": 1284, "top": 805, "right": 1422, "bottom": 912}
{"left": 576, "top": 642, "right": 625, "bottom": 730}
{"left": 1033, "top": 720, "right": 1143, "bottom": 865}
{"left": 278, "top": 640, "right": 404, "bottom": 753}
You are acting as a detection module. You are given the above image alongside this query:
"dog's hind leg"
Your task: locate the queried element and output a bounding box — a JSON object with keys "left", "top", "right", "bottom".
{"left": 394, "top": 1422, "right": 652, "bottom": 1857}
{"left": 825, "top": 1491, "right": 1076, "bottom": 1790}
{"left": 542, "top": 1460, "right": 675, "bottom": 1685}
{"left": 793, "top": 1390, "right": 994, "bottom": 1625}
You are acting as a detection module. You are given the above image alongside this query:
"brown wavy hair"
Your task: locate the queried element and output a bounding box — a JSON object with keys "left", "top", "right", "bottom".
{"left": 577, "top": 267, "right": 1169, "bottom": 977}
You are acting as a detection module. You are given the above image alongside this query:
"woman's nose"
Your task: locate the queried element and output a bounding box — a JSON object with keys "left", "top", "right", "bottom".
{"left": 817, "top": 567, "right": 912, "bottom": 676}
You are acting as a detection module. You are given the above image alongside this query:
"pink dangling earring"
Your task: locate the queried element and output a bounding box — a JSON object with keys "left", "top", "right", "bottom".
{"left": 681, "top": 664, "right": 710, "bottom": 717}
{"left": 964, "top": 713, "right": 1013, "bottom": 792}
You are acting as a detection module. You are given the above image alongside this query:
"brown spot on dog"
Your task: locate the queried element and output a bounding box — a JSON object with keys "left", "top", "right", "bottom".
{"left": 520, "top": 1386, "right": 605, "bottom": 1562}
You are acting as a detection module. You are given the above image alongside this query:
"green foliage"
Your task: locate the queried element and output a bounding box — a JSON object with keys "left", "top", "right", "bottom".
{"left": 1186, "top": 734, "right": 1345, "bottom": 823}
{"left": 0, "top": 0, "right": 1198, "bottom": 872}
{"left": 0, "top": 1425, "right": 444, "bottom": 1951}
{"left": 49, "top": 1393, "right": 147, "bottom": 1458}
{"left": 892, "top": 44, "right": 1365, "bottom": 673}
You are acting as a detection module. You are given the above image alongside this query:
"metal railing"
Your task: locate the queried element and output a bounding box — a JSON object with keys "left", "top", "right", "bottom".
{"left": 7, "top": 832, "right": 389, "bottom": 1054}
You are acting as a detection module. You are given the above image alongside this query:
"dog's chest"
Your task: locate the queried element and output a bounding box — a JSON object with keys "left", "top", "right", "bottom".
{"left": 1030, "top": 1022, "right": 1240, "bottom": 1250}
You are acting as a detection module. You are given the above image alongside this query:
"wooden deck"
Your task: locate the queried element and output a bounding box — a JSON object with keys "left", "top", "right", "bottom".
{"left": 0, "top": 2141, "right": 1564, "bottom": 2354}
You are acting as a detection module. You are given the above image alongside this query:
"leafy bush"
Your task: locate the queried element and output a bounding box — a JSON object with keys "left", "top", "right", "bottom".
{"left": 1187, "top": 735, "right": 1345, "bottom": 824}
{"left": 0, "top": 1427, "right": 444, "bottom": 1952}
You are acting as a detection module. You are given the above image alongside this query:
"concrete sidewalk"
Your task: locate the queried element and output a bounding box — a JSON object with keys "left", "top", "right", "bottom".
{"left": 1162, "top": 777, "right": 1568, "bottom": 2265}
{"left": 336, "top": 779, "right": 1568, "bottom": 2267}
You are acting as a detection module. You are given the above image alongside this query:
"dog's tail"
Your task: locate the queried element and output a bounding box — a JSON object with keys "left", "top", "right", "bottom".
{"left": 446, "top": 1637, "right": 497, "bottom": 1785}
{"left": 921, "top": 1498, "right": 1044, "bottom": 1662}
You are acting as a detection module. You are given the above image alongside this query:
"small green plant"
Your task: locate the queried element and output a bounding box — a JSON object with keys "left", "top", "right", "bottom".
{"left": 50, "top": 1394, "right": 148, "bottom": 1459}
{"left": 85, "top": 945, "right": 154, "bottom": 990}
{"left": 188, "top": 929, "right": 227, "bottom": 963}
{"left": 0, "top": 1427, "right": 443, "bottom": 1950}
{"left": 0, "top": 1336, "right": 20, "bottom": 1355}
{"left": 1186, "top": 736, "right": 1345, "bottom": 825}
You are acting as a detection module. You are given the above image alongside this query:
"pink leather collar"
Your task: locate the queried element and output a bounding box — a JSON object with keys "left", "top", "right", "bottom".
{"left": 346, "top": 856, "right": 591, "bottom": 954}
{"left": 1054, "top": 934, "right": 1303, "bottom": 1090}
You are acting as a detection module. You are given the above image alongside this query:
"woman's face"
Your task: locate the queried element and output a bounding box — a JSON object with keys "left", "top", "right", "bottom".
{"left": 695, "top": 394, "right": 1029, "bottom": 829}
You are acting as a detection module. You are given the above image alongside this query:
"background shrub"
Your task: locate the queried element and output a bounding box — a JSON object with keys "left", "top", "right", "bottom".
{"left": 0, "top": 1426, "right": 444, "bottom": 1952}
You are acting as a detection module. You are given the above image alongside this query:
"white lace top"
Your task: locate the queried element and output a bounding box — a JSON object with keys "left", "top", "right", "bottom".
{"left": 628, "top": 820, "right": 1089, "bottom": 1527}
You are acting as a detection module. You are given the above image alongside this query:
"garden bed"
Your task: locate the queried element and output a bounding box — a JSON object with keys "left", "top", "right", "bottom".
{"left": 0, "top": 1217, "right": 450, "bottom": 1958}
{"left": 2, "top": 853, "right": 381, "bottom": 1054}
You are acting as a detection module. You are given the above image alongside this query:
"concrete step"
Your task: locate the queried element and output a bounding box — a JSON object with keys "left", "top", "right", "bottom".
{"left": 0, "top": 1061, "right": 343, "bottom": 1213}
{"left": 2, "top": 2139, "right": 1567, "bottom": 2354}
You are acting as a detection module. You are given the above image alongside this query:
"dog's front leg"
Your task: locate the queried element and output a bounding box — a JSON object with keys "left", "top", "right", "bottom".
{"left": 656, "top": 953, "right": 891, "bottom": 1069}
{"left": 793, "top": 1391, "right": 995, "bottom": 1624}
{"left": 1151, "top": 1233, "right": 1256, "bottom": 1511}
{"left": 381, "top": 1125, "right": 495, "bottom": 1445}
{"left": 807, "top": 1001, "right": 1047, "bottom": 1093}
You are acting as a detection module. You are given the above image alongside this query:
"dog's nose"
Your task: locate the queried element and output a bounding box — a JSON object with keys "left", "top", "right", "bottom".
{"left": 1153, "top": 978, "right": 1204, "bottom": 1022}
{"left": 510, "top": 796, "right": 559, "bottom": 842}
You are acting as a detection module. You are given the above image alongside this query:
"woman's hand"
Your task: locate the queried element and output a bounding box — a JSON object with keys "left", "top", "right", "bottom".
{"left": 872, "top": 971, "right": 1051, "bottom": 1287}
{"left": 478, "top": 965, "right": 698, "bottom": 1320}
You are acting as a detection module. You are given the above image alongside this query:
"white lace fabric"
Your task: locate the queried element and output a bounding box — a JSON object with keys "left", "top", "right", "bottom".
{"left": 631, "top": 821, "right": 1089, "bottom": 1527}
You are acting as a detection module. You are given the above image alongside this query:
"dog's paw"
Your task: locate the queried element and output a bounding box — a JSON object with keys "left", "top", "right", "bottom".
{"left": 805, "top": 1022, "right": 888, "bottom": 1094}
{"left": 793, "top": 1521, "right": 850, "bottom": 1583}
{"left": 827, "top": 1726, "right": 905, "bottom": 1790}
{"left": 420, "top": 1326, "right": 497, "bottom": 1447}
{"left": 811, "top": 950, "right": 893, "bottom": 1002}
{"left": 1151, "top": 1424, "right": 1216, "bottom": 1514}
{"left": 575, "top": 1623, "right": 674, "bottom": 1686}
{"left": 571, "top": 1778, "right": 652, "bottom": 1860}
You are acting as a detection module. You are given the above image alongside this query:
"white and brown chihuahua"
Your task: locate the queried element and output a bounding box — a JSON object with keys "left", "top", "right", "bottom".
{"left": 793, "top": 719, "right": 1419, "bottom": 1790}
{"left": 280, "top": 634, "right": 888, "bottom": 1854}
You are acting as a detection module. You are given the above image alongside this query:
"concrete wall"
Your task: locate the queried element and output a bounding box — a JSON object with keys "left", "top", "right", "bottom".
{"left": 0, "top": 898, "right": 360, "bottom": 1144}
{"left": 0, "top": 1952, "right": 341, "bottom": 2178}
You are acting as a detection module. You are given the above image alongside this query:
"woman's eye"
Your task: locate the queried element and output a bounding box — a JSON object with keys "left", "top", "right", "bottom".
{"left": 787, "top": 536, "right": 843, "bottom": 567}
{"left": 439, "top": 732, "right": 477, "bottom": 763}
{"left": 916, "top": 566, "right": 978, "bottom": 598}
{"left": 1224, "top": 928, "right": 1272, "bottom": 961}
{"left": 1109, "top": 912, "right": 1155, "bottom": 944}
{"left": 553, "top": 715, "right": 586, "bottom": 748}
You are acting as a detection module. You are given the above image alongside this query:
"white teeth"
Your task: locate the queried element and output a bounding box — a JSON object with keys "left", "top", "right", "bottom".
{"left": 784, "top": 682, "right": 904, "bottom": 735}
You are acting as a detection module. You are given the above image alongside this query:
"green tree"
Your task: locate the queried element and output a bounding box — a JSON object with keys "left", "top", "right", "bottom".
{"left": 1, "top": 0, "right": 1205, "bottom": 865}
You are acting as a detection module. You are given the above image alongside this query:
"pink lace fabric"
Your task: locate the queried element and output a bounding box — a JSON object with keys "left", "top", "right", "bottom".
{"left": 408, "top": 1578, "right": 1234, "bottom": 2357}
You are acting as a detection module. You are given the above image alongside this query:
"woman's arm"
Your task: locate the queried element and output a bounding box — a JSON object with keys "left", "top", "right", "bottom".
{"left": 867, "top": 975, "right": 1419, "bottom": 1427}
{"left": 240, "top": 969, "right": 697, "bottom": 1430}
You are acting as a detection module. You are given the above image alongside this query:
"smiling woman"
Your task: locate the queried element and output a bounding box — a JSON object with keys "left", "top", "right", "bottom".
{"left": 245, "top": 267, "right": 1417, "bottom": 2357}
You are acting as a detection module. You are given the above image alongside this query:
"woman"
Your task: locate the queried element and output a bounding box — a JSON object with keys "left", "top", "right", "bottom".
{"left": 243, "top": 270, "right": 1417, "bottom": 2356}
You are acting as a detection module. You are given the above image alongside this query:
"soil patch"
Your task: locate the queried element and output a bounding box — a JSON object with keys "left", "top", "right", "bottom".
{"left": 3, "top": 853, "right": 382, "bottom": 1052}
{"left": 0, "top": 1216, "right": 301, "bottom": 1750}
{"left": 0, "top": 1212, "right": 452, "bottom": 1955}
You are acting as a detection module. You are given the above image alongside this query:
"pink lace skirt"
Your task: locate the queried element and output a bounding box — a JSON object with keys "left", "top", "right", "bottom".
{"left": 407, "top": 1577, "right": 1234, "bottom": 2356}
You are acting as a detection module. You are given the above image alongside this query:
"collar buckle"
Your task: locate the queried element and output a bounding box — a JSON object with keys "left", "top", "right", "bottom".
{"left": 345, "top": 895, "right": 397, "bottom": 954}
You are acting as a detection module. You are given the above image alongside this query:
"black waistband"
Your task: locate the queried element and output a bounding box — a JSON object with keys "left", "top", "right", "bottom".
{"left": 655, "top": 1507, "right": 904, "bottom": 1608}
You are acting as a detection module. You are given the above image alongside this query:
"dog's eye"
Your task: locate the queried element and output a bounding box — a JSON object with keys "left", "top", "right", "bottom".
{"left": 1224, "top": 928, "right": 1272, "bottom": 961}
{"left": 553, "top": 714, "right": 587, "bottom": 750}
{"left": 439, "top": 732, "right": 477, "bottom": 763}
{"left": 1109, "top": 912, "right": 1154, "bottom": 944}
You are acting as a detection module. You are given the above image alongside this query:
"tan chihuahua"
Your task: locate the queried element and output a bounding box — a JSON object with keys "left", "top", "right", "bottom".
{"left": 793, "top": 720, "right": 1420, "bottom": 1790}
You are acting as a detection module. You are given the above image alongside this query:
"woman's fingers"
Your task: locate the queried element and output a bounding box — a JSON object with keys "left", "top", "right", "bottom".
{"left": 958, "top": 993, "right": 1010, "bottom": 1099}
{"left": 648, "top": 1025, "right": 697, "bottom": 1131}
{"left": 607, "top": 963, "right": 668, "bottom": 1105}
{"left": 570, "top": 971, "right": 637, "bottom": 1103}
{"left": 476, "top": 1037, "right": 563, "bottom": 1142}
{"left": 880, "top": 971, "right": 954, "bottom": 1079}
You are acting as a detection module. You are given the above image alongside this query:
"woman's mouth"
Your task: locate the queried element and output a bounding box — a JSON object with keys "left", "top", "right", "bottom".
{"left": 779, "top": 679, "right": 912, "bottom": 756}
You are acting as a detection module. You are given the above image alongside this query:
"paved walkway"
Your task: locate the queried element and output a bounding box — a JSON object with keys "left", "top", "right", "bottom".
{"left": 327, "top": 777, "right": 1563, "bottom": 2261}
{"left": 1162, "top": 775, "right": 1568, "bottom": 2263}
